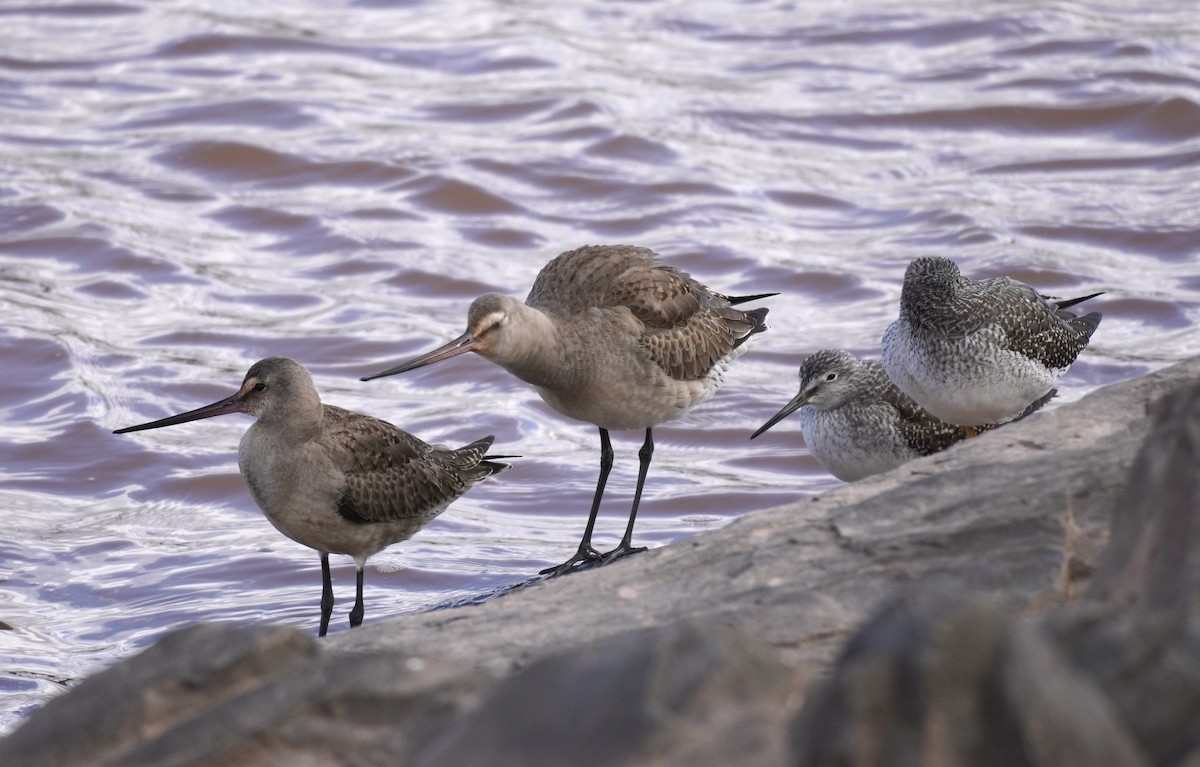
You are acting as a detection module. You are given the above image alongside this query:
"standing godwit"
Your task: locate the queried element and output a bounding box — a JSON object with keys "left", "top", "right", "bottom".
{"left": 362, "top": 244, "right": 773, "bottom": 576}
{"left": 882, "top": 256, "right": 1102, "bottom": 426}
{"left": 114, "top": 357, "right": 511, "bottom": 636}
{"left": 750, "top": 349, "right": 1055, "bottom": 481}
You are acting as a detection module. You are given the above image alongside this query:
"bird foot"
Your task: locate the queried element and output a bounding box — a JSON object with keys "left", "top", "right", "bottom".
{"left": 600, "top": 543, "right": 647, "bottom": 565}
{"left": 539, "top": 545, "right": 603, "bottom": 577}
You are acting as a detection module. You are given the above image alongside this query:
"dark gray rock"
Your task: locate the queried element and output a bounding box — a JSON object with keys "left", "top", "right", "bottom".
{"left": 790, "top": 588, "right": 1149, "bottom": 767}
{"left": 1088, "top": 376, "right": 1200, "bottom": 615}
{"left": 0, "top": 623, "right": 492, "bottom": 767}
{"left": 0, "top": 624, "right": 316, "bottom": 767}
{"left": 1048, "top": 378, "right": 1200, "bottom": 766}
{"left": 412, "top": 619, "right": 803, "bottom": 767}
{"left": 790, "top": 375, "right": 1200, "bottom": 767}
{"left": 3, "top": 357, "right": 1199, "bottom": 767}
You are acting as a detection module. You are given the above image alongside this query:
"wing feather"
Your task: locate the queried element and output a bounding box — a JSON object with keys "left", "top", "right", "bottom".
{"left": 319, "top": 405, "right": 498, "bottom": 525}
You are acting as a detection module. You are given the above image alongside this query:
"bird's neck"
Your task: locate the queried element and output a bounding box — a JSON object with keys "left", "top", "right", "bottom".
{"left": 487, "top": 306, "right": 576, "bottom": 390}
{"left": 257, "top": 401, "right": 325, "bottom": 443}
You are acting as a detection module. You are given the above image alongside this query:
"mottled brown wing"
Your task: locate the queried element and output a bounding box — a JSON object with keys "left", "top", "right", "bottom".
{"left": 640, "top": 294, "right": 762, "bottom": 381}
{"left": 965, "top": 277, "right": 1095, "bottom": 370}
{"left": 526, "top": 244, "right": 687, "bottom": 316}
{"left": 319, "top": 405, "right": 469, "bottom": 524}
{"left": 528, "top": 244, "right": 756, "bottom": 381}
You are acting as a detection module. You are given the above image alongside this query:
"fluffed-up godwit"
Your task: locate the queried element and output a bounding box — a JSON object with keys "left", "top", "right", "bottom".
{"left": 115, "top": 356, "right": 511, "bottom": 635}
{"left": 362, "top": 244, "right": 773, "bottom": 576}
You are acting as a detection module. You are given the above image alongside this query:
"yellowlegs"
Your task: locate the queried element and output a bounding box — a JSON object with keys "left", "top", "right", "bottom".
{"left": 751, "top": 349, "right": 1054, "bottom": 481}
{"left": 882, "top": 256, "right": 1101, "bottom": 426}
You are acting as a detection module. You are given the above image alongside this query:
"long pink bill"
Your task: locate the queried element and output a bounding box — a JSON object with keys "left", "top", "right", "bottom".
{"left": 360, "top": 331, "right": 478, "bottom": 381}
{"left": 113, "top": 392, "right": 244, "bottom": 434}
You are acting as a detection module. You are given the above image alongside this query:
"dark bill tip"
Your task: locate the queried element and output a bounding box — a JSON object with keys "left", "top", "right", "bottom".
{"left": 114, "top": 393, "right": 243, "bottom": 434}
{"left": 361, "top": 332, "right": 478, "bottom": 382}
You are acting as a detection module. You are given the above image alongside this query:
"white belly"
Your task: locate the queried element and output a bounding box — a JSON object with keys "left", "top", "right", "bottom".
{"left": 883, "top": 320, "right": 1059, "bottom": 425}
{"left": 800, "top": 406, "right": 917, "bottom": 482}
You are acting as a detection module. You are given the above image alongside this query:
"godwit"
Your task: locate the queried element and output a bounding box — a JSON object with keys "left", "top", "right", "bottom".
{"left": 750, "top": 349, "right": 1055, "bottom": 481}
{"left": 114, "top": 356, "right": 511, "bottom": 636}
{"left": 882, "top": 256, "right": 1101, "bottom": 427}
{"left": 362, "top": 244, "right": 773, "bottom": 576}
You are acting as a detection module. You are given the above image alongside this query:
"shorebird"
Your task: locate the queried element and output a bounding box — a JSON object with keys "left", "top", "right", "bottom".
{"left": 362, "top": 244, "right": 773, "bottom": 576}
{"left": 882, "top": 256, "right": 1101, "bottom": 427}
{"left": 114, "top": 357, "right": 511, "bottom": 636}
{"left": 750, "top": 349, "right": 1055, "bottom": 481}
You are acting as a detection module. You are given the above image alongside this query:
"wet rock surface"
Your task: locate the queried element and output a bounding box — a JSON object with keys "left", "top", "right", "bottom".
{"left": 3, "top": 356, "right": 1199, "bottom": 767}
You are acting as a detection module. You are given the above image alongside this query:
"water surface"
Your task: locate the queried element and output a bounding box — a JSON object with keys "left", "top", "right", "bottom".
{"left": 2, "top": 0, "right": 1199, "bottom": 734}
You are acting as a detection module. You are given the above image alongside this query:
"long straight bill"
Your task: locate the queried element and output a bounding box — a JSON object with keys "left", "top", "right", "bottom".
{"left": 749, "top": 391, "right": 810, "bottom": 440}
{"left": 360, "top": 331, "right": 479, "bottom": 381}
{"left": 114, "top": 393, "right": 242, "bottom": 434}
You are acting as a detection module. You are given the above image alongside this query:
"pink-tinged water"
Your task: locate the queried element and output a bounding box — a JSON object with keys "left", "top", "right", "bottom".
{"left": 2, "top": 0, "right": 1199, "bottom": 734}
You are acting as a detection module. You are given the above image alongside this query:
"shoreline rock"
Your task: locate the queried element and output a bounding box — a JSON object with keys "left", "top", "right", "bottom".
{"left": 3, "top": 356, "right": 1198, "bottom": 766}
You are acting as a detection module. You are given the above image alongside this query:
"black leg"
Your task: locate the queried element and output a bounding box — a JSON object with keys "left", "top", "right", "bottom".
{"left": 602, "top": 427, "right": 651, "bottom": 564}
{"left": 349, "top": 564, "right": 365, "bottom": 628}
{"left": 541, "top": 427, "right": 611, "bottom": 577}
{"left": 319, "top": 552, "right": 333, "bottom": 638}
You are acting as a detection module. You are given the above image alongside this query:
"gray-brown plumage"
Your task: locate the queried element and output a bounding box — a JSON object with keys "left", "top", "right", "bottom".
{"left": 882, "top": 256, "right": 1101, "bottom": 426}
{"left": 115, "top": 357, "right": 510, "bottom": 636}
{"left": 752, "top": 349, "right": 1054, "bottom": 481}
{"left": 363, "top": 244, "right": 773, "bottom": 576}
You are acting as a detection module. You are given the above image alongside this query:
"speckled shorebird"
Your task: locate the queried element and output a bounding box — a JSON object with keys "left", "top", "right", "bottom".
{"left": 882, "top": 256, "right": 1102, "bottom": 427}
{"left": 750, "top": 349, "right": 1055, "bottom": 481}
{"left": 362, "top": 244, "right": 773, "bottom": 576}
{"left": 114, "top": 357, "right": 511, "bottom": 636}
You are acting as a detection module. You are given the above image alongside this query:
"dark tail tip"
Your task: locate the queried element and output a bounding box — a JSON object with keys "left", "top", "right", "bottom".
{"left": 1015, "top": 388, "right": 1057, "bottom": 422}
{"left": 747, "top": 306, "right": 770, "bottom": 334}
{"left": 731, "top": 306, "right": 771, "bottom": 351}
{"left": 728, "top": 292, "right": 779, "bottom": 306}
{"left": 1073, "top": 311, "right": 1103, "bottom": 338}
{"left": 1053, "top": 291, "right": 1104, "bottom": 311}
{"left": 481, "top": 458, "right": 514, "bottom": 477}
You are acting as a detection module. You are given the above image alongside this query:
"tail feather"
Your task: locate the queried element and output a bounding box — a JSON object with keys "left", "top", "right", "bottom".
{"left": 1070, "top": 311, "right": 1103, "bottom": 339}
{"left": 1052, "top": 291, "right": 1103, "bottom": 312}
{"left": 727, "top": 292, "right": 779, "bottom": 306}
{"left": 1047, "top": 291, "right": 1103, "bottom": 340}
{"left": 1014, "top": 388, "right": 1057, "bottom": 422}
{"left": 454, "top": 436, "right": 514, "bottom": 479}
{"left": 478, "top": 459, "right": 513, "bottom": 478}
{"left": 746, "top": 306, "right": 770, "bottom": 334}
{"left": 733, "top": 306, "right": 770, "bottom": 351}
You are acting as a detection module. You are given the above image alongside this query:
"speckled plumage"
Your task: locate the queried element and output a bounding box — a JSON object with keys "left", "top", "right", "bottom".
{"left": 116, "top": 357, "right": 510, "bottom": 635}
{"left": 752, "top": 350, "right": 969, "bottom": 481}
{"left": 752, "top": 349, "right": 1054, "bottom": 481}
{"left": 882, "top": 257, "right": 1101, "bottom": 426}
{"left": 363, "top": 244, "right": 773, "bottom": 575}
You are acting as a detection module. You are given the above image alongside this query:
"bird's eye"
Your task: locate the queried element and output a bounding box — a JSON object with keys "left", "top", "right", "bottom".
{"left": 253, "top": 382, "right": 266, "bottom": 392}
{"left": 824, "top": 372, "right": 837, "bottom": 382}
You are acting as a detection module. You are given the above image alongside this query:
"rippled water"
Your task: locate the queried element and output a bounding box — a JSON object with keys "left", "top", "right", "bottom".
{"left": 2, "top": 0, "right": 1199, "bottom": 734}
